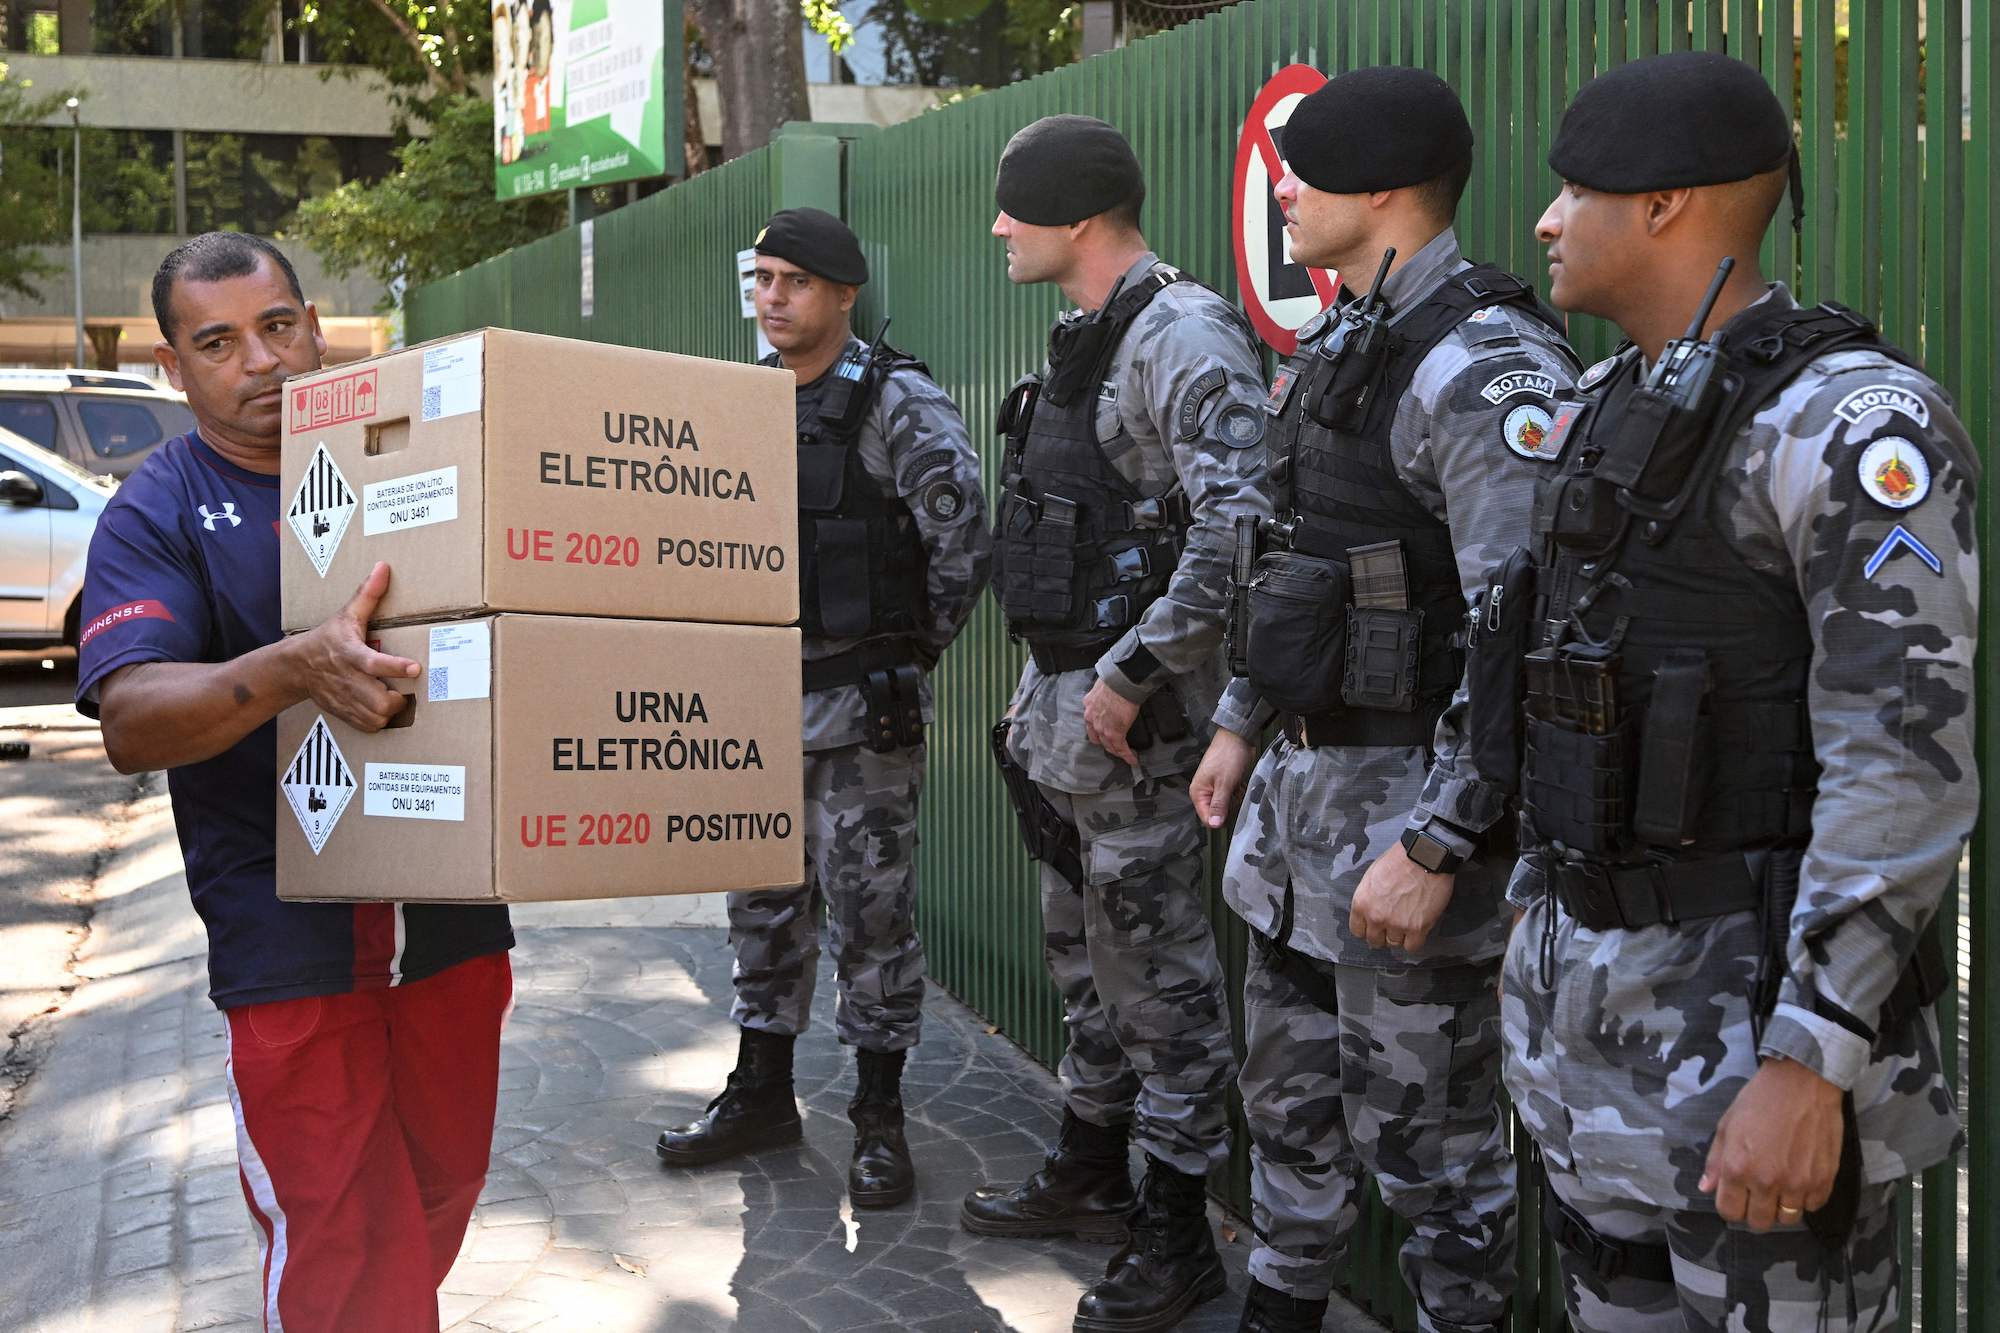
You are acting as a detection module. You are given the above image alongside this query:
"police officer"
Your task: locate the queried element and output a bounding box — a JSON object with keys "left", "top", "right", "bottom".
{"left": 961, "top": 115, "right": 1269, "bottom": 1333}
{"left": 656, "top": 208, "right": 992, "bottom": 1210}
{"left": 1464, "top": 53, "right": 1973, "bottom": 1330}
{"left": 1189, "top": 68, "right": 1579, "bottom": 1333}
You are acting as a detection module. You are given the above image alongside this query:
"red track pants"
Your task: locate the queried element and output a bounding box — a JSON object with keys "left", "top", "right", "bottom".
{"left": 222, "top": 950, "right": 512, "bottom": 1333}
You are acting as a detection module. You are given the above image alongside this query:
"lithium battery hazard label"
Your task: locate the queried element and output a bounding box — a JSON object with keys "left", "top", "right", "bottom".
{"left": 287, "top": 444, "right": 356, "bottom": 578}
{"left": 364, "top": 763, "right": 466, "bottom": 822}
{"left": 282, "top": 716, "right": 356, "bottom": 854}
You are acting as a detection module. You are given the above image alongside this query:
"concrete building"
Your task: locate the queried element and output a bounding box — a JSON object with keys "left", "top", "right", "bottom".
{"left": 1, "top": 6, "right": 941, "bottom": 371}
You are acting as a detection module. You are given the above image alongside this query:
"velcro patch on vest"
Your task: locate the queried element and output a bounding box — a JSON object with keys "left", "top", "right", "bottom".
{"left": 1264, "top": 365, "right": 1300, "bottom": 417}
{"left": 897, "top": 448, "right": 954, "bottom": 492}
{"left": 1479, "top": 370, "right": 1559, "bottom": 404}
{"left": 1834, "top": 383, "right": 1931, "bottom": 430}
{"left": 1177, "top": 367, "right": 1228, "bottom": 441}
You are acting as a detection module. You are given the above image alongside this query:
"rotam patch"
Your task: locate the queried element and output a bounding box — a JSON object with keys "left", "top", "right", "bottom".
{"left": 1857, "top": 437, "right": 1931, "bottom": 510}
{"left": 1504, "top": 403, "right": 1560, "bottom": 461}
{"left": 1834, "top": 383, "right": 1930, "bottom": 430}
{"left": 1479, "top": 370, "right": 1559, "bottom": 405}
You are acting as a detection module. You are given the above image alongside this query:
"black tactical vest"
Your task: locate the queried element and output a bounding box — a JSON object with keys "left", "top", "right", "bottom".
{"left": 1255, "top": 265, "right": 1566, "bottom": 745}
{"left": 778, "top": 343, "right": 930, "bottom": 642}
{"left": 992, "top": 266, "right": 1204, "bottom": 669}
{"left": 1519, "top": 302, "right": 1907, "bottom": 865}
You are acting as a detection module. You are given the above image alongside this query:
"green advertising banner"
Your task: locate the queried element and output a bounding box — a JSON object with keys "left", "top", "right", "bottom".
{"left": 493, "top": 0, "right": 682, "bottom": 200}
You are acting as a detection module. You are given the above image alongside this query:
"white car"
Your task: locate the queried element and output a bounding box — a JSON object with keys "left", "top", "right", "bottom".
{"left": 0, "top": 426, "right": 116, "bottom": 648}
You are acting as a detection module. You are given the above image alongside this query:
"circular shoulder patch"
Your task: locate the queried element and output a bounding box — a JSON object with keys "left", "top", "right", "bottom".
{"left": 1217, "top": 403, "right": 1266, "bottom": 449}
{"left": 1467, "top": 305, "right": 1501, "bottom": 324}
{"left": 1857, "top": 437, "right": 1931, "bottom": 510}
{"left": 1577, "top": 355, "right": 1620, "bottom": 392}
{"left": 923, "top": 479, "right": 966, "bottom": 522}
{"left": 1504, "top": 403, "right": 1560, "bottom": 461}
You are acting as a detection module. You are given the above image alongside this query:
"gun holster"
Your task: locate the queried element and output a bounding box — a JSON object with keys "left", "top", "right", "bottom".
{"left": 990, "top": 717, "right": 1083, "bottom": 886}
{"left": 861, "top": 665, "right": 926, "bottom": 753}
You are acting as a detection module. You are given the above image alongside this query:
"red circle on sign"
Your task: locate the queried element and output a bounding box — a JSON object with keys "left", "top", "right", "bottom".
{"left": 1232, "top": 64, "right": 1341, "bottom": 355}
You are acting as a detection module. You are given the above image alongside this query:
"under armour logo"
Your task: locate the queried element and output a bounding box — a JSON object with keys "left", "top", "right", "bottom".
{"left": 198, "top": 503, "right": 241, "bottom": 531}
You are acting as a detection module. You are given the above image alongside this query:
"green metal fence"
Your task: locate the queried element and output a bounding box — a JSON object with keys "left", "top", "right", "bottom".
{"left": 408, "top": 3, "right": 1995, "bottom": 1328}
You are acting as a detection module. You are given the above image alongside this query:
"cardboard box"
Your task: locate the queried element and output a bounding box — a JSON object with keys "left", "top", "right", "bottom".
{"left": 277, "top": 616, "right": 804, "bottom": 903}
{"left": 279, "top": 329, "right": 798, "bottom": 633}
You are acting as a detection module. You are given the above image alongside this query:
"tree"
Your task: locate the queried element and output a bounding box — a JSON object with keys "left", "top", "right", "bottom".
{"left": 287, "top": 93, "right": 568, "bottom": 292}
{"left": 689, "top": 0, "right": 813, "bottom": 160}
{"left": 0, "top": 61, "right": 72, "bottom": 301}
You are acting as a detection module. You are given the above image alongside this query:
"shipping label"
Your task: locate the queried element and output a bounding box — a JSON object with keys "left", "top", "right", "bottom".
{"left": 363, "top": 466, "right": 459, "bottom": 536}
{"left": 427, "top": 622, "right": 492, "bottom": 702}
{"left": 421, "top": 336, "right": 483, "bottom": 422}
{"left": 363, "top": 763, "right": 467, "bottom": 822}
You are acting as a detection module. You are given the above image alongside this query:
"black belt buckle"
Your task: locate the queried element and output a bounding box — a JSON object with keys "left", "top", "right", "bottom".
{"left": 1107, "top": 546, "right": 1152, "bottom": 583}
{"left": 1558, "top": 861, "right": 1623, "bottom": 929}
{"left": 1091, "top": 595, "right": 1131, "bottom": 629}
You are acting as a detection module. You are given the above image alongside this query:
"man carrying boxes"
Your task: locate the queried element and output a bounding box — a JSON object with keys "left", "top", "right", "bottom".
{"left": 655, "top": 208, "right": 992, "bottom": 1210}
{"left": 79, "top": 232, "right": 517, "bottom": 1333}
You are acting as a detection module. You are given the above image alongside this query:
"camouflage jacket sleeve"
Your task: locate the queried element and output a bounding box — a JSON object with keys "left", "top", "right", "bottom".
{"left": 1749, "top": 360, "right": 1980, "bottom": 1091}
{"left": 1405, "top": 309, "right": 1578, "bottom": 835}
{"left": 1210, "top": 675, "right": 1273, "bottom": 737}
{"left": 873, "top": 365, "right": 993, "bottom": 661}
{"left": 1096, "top": 286, "right": 1275, "bottom": 701}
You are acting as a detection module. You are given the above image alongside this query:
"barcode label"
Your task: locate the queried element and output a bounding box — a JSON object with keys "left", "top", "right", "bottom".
{"left": 428, "top": 666, "right": 449, "bottom": 699}
{"left": 422, "top": 385, "right": 442, "bottom": 418}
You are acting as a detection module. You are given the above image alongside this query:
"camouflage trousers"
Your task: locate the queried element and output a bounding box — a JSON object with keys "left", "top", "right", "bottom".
{"left": 727, "top": 742, "right": 926, "bottom": 1052}
{"left": 1035, "top": 770, "right": 1237, "bottom": 1176}
{"left": 1541, "top": 1150, "right": 1902, "bottom": 1332}
{"left": 1240, "top": 935, "right": 1514, "bottom": 1332}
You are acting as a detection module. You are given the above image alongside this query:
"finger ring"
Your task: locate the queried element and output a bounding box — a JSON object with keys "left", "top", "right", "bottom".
{"left": 1778, "top": 1205, "right": 1803, "bottom": 1217}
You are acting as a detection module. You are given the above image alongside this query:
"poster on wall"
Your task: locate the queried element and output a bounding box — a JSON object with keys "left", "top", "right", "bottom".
{"left": 493, "top": 0, "right": 683, "bottom": 200}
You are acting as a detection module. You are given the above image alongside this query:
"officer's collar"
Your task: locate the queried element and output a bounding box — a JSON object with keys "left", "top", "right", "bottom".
{"left": 1075, "top": 250, "right": 1166, "bottom": 320}
{"left": 1376, "top": 228, "right": 1464, "bottom": 324}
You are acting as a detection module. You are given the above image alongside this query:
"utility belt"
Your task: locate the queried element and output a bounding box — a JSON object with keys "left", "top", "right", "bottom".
{"left": 1230, "top": 519, "right": 1458, "bottom": 725}
{"left": 1281, "top": 707, "right": 1437, "bottom": 750}
{"left": 990, "top": 717, "right": 1082, "bottom": 886}
{"left": 801, "top": 638, "right": 927, "bottom": 753}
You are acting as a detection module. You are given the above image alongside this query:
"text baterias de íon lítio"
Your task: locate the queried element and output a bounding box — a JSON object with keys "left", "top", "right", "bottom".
{"left": 550, "top": 691, "right": 765, "bottom": 773}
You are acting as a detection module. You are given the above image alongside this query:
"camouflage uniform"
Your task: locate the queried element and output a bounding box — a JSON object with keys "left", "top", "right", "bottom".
{"left": 1215, "top": 231, "right": 1577, "bottom": 1331}
{"left": 1490, "top": 286, "right": 1975, "bottom": 1330}
{"left": 730, "top": 341, "right": 991, "bottom": 1052}
{"left": 1005, "top": 250, "right": 1270, "bottom": 1174}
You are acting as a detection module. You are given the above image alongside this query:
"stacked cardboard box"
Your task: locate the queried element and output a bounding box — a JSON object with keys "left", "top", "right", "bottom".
{"left": 274, "top": 329, "right": 804, "bottom": 904}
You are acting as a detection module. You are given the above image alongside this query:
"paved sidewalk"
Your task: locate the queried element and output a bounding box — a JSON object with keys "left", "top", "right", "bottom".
{"left": 0, "top": 776, "right": 1383, "bottom": 1333}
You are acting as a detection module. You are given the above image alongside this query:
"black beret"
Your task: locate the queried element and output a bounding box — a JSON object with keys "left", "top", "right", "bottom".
{"left": 1549, "top": 52, "right": 1793, "bottom": 192}
{"left": 1282, "top": 66, "right": 1473, "bottom": 194}
{"left": 753, "top": 207, "right": 868, "bottom": 286}
{"left": 995, "top": 115, "right": 1146, "bottom": 226}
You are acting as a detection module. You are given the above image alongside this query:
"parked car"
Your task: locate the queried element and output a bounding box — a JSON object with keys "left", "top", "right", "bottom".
{"left": 0, "top": 425, "right": 116, "bottom": 648}
{"left": 0, "top": 371, "right": 196, "bottom": 481}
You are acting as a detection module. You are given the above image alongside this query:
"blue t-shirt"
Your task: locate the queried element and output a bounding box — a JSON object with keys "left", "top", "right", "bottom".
{"left": 76, "top": 432, "right": 513, "bottom": 1009}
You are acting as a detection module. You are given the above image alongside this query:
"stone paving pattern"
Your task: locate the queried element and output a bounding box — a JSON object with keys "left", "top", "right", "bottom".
{"left": 0, "top": 783, "right": 1382, "bottom": 1332}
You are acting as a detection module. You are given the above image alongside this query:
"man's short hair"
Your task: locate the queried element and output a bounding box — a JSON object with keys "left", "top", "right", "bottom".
{"left": 152, "top": 232, "right": 306, "bottom": 344}
{"left": 1411, "top": 158, "right": 1474, "bottom": 225}
{"left": 1103, "top": 191, "right": 1145, "bottom": 235}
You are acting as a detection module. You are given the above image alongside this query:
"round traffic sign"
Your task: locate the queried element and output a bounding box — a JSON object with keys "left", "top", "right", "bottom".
{"left": 1232, "top": 64, "right": 1341, "bottom": 355}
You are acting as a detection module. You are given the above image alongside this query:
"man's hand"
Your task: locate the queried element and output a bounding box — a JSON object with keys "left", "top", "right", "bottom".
{"left": 1083, "top": 678, "right": 1142, "bottom": 766}
{"left": 1699, "top": 1057, "right": 1845, "bottom": 1231}
{"left": 1350, "top": 839, "right": 1455, "bottom": 953}
{"left": 1191, "top": 728, "right": 1256, "bottom": 828}
{"left": 290, "top": 562, "right": 420, "bottom": 732}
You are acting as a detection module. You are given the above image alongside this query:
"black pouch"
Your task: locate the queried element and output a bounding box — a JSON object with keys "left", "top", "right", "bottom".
{"left": 1632, "top": 649, "right": 1712, "bottom": 848}
{"left": 996, "top": 490, "right": 1079, "bottom": 628}
{"left": 1523, "top": 714, "right": 1636, "bottom": 854}
{"left": 1341, "top": 606, "right": 1422, "bottom": 711}
{"left": 861, "top": 665, "right": 926, "bottom": 753}
{"left": 1244, "top": 550, "right": 1350, "bottom": 715}
{"left": 1467, "top": 548, "right": 1536, "bottom": 795}
{"left": 989, "top": 717, "right": 1082, "bottom": 885}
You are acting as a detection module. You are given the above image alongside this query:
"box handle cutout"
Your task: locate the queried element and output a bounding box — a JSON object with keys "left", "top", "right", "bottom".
{"left": 384, "top": 693, "right": 417, "bottom": 729}
{"left": 366, "top": 417, "right": 413, "bottom": 456}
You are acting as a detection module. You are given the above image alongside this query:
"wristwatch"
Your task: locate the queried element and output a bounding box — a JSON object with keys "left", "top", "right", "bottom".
{"left": 1400, "top": 815, "right": 1477, "bottom": 875}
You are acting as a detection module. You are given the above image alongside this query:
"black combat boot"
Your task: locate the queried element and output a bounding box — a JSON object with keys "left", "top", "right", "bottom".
{"left": 1073, "top": 1156, "right": 1228, "bottom": 1332}
{"left": 848, "top": 1048, "right": 915, "bottom": 1208}
{"left": 961, "top": 1108, "right": 1136, "bottom": 1243}
{"left": 1236, "top": 1278, "right": 1327, "bottom": 1333}
{"left": 655, "top": 1027, "right": 803, "bottom": 1166}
